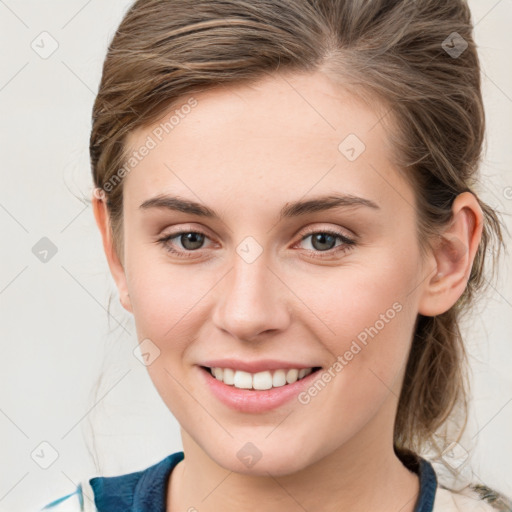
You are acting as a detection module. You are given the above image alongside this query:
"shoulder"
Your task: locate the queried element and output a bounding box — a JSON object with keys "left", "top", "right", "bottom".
{"left": 433, "top": 483, "right": 512, "bottom": 512}
{"left": 38, "top": 451, "right": 185, "bottom": 512}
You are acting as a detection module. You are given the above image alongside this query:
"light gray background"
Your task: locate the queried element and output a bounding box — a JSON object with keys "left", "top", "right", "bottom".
{"left": 0, "top": 1, "right": 511, "bottom": 511}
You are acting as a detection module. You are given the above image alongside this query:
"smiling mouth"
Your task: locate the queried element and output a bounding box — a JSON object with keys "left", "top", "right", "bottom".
{"left": 200, "top": 365, "right": 322, "bottom": 391}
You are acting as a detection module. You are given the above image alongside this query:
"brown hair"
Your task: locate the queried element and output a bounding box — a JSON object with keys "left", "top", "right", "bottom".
{"left": 89, "top": 0, "right": 506, "bottom": 471}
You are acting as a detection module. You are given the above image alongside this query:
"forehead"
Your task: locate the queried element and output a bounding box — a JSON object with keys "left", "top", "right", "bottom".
{"left": 121, "top": 71, "right": 414, "bottom": 218}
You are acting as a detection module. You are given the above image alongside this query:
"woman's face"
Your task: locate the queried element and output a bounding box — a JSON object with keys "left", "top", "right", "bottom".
{"left": 111, "top": 71, "right": 433, "bottom": 475}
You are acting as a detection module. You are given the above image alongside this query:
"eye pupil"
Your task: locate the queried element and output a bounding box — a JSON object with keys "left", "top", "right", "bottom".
{"left": 181, "top": 232, "right": 204, "bottom": 250}
{"left": 312, "top": 233, "right": 336, "bottom": 251}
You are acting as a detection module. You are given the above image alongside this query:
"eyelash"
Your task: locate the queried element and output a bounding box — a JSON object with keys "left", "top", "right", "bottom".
{"left": 156, "top": 227, "right": 356, "bottom": 260}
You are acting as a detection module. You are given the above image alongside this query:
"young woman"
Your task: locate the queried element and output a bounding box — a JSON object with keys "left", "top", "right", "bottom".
{"left": 39, "top": 0, "right": 512, "bottom": 511}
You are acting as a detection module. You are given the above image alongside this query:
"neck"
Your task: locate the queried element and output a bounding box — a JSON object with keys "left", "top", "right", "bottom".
{"left": 167, "top": 419, "right": 420, "bottom": 512}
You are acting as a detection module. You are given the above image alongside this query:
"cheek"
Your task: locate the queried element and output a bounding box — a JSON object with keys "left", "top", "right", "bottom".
{"left": 123, "top": 250, "right": 208, "bottom": 413}
{"left": 124, "top": 244, "right": 211, "bottom": 341}
{"left": 292, "top": 260, "right": 419, "bottom": 441}
{"left": 291, "top": 251, "right": 419, "bottom": 379}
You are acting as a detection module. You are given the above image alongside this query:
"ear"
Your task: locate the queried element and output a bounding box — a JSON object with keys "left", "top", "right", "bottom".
{"left": 92, "top": 189, "right": 133, "bottom": 313}
{"left": 418, "top": 191, "right": 484, "bottom": 317}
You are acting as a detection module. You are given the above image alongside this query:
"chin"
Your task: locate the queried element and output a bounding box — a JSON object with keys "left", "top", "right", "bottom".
{"left": 206, "top": 440, "right": 317, "bottom": 478}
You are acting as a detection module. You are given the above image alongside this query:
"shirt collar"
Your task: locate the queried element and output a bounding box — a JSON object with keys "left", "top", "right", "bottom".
{"left": 396, "top": 447, "right": 438, "bottom": 512}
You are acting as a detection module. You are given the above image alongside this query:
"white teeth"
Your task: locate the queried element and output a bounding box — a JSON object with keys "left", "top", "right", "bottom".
{"left": 233, "top": 370, "right": 253, "bottom": 389}
{"left": 209, "top": 367, "right": 314, "bottom": 390}
{"left": 272, "top": 370, "right": 287, "bottom": 388}
{"left": 222, "top": 368, "right": 234, "bottom": 385}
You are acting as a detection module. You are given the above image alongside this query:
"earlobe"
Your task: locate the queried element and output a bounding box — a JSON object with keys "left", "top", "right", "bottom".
{"left": 121, "top": 291, "right": 133, "bottom": 313}
{"left": 418, "top": 192, "right": 483, "bottom": 317}
{"left": 91, "top": 190, "right": 133, "bottom": 314}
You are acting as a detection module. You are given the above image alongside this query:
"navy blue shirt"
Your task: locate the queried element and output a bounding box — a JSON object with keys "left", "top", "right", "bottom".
{"left": 89, "top": 449, "right": 437, "bottom": 512}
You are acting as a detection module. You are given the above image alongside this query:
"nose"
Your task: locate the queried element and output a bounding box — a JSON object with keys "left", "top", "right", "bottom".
{"left": 211, "top": 253, "right": 291, "bottom": 342}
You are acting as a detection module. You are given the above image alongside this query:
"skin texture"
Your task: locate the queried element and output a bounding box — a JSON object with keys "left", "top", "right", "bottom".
{"left": 93, "top": 70, "right": 483, "bottom": 512}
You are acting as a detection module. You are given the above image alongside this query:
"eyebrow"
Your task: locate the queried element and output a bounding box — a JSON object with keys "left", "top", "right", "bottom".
{"left": 139, "top": 193, "right": 380, "bottom": 221}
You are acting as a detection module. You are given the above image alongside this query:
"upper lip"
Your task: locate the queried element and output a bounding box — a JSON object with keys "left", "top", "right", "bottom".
{"left": 199, "top": 359, "right": 322, "bottom": 373}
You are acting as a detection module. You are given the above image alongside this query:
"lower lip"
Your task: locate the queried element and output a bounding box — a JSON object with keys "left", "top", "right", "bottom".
{"left": 198, "top": 365, "right": 322, "bottom": 413}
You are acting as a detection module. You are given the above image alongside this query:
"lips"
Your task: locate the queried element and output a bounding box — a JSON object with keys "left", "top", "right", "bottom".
{"left": 198, "top": 363, "right": 323, "bottom": 413}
